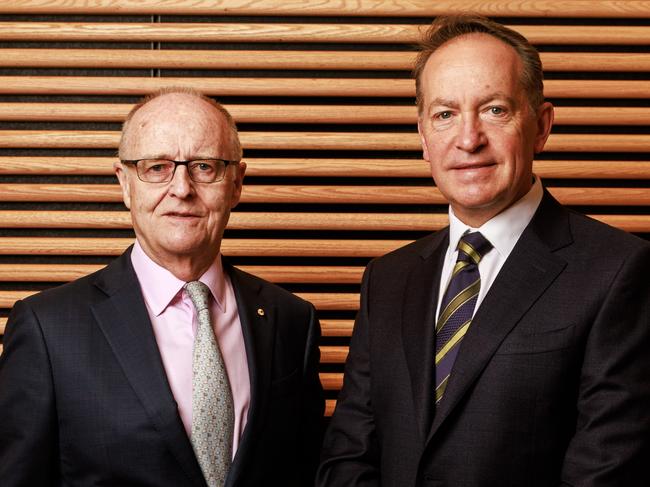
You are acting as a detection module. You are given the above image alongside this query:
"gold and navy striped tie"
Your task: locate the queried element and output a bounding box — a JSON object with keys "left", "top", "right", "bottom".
{"left": 435, "top": 232, "right": 492, "bottom": 404}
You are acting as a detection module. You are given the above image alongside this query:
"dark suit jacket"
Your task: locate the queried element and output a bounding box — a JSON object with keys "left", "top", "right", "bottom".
{"left": 0, "top": 248, "right": 324, "bottom": 486}
{"left": 317, "top": 192, "right": 650, "bottom": 487}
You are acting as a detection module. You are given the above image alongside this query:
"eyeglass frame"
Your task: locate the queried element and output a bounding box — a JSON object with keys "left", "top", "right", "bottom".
{"left": 120, "top": 158, "right": 240, "bottom": 184}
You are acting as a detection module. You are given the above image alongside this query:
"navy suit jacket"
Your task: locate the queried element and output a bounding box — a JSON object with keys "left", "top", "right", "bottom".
{"left": 317, "top": 192, "right": 650, "bottom": 487}
{"left": 0, "top": 248, "right": 324, "bottom": 486}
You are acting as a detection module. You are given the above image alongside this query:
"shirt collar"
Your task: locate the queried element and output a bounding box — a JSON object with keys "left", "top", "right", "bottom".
{"left": 130, "top": 240, "right": 228, "bottom": 316}
{"left": 448, "top": 175, "right": 543, "bottom": 259}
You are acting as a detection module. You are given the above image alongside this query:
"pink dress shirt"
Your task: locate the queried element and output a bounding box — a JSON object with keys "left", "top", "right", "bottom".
{"left": 130, "top": 241, "right": 250, "bottom": 456}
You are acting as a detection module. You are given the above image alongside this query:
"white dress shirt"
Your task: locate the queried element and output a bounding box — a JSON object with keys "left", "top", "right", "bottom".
{"left": 435, "top": 176, "right": 544, "bottom": 320}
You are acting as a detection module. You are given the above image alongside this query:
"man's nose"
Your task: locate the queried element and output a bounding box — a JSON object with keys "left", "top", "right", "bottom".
{"left": 455, "top": 114, "right": 487, "bottom": 153}
{"left": 167, "top": 164, "right": 194, "bottom": 197}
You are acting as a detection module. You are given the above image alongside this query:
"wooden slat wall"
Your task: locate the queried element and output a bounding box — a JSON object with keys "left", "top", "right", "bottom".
{"left": 0, "top": 1, "right": 649, "bottom": 419}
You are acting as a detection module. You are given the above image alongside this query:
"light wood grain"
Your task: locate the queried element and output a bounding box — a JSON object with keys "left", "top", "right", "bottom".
{"left": 0, "top": 211, "right": 647, "bottom": 232}
{"left": 1, "top": 130, "right": 649, "bottom": 152}
{"left": 0, "top": 264, "right": 366, "bottom": 284}
{"left": 1, "top": 103, "right": 649, "bottom": 126}
{"left": 2, "top": 157, "right": 650, "bottom": 179}
{"left": 321, "top": 320, "right": 354, "bottom": 337}
{"left": 1, "top": 77, "right": 649, "bottom": 99}
{"left": 320, "top": 372, "right": 344, "bottom": 390}
{"left": 0, "top": 237, "right": 410, "bottom": 257}
{"left": 1, "top": 1, "right": 649, "bottom": 18}
{"left": 1, "top": 22, "right": 649, "bottom": 45}
{"left": 1, "top": 49, "right": 649, "bottom": 72}
{"left": 0, "top": 290, "right": 361, "bottom": 311}
{"left": 319, "top": 346, "right": 348, "bottom": 364}
{"left": 2, "top": 184, "right": 649, "bottom": 206}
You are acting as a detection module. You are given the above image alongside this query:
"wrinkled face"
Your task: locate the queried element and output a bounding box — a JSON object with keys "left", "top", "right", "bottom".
{"left": 115, "top": 93, "right": 245, "bottom": 268}
{"left": 417, "top": 34, "right": 553, "bottom": 226}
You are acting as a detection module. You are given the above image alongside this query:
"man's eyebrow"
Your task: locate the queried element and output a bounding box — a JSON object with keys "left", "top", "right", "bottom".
{"left": 425, "top": 98, "right": 459, "bottom": 116}
{"left": 477, "top": 92, "right": 516, "bottom": 106}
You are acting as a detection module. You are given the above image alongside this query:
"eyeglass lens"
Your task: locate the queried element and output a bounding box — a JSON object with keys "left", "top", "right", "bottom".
{"left": 136, "top": 159, "right": 227, "bottom": 183}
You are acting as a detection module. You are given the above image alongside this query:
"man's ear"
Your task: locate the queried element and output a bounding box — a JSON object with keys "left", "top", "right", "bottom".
{"left": 417, "top": 119, "right": 431, "bottom": 162}
{"left": 114, "top": 160, "right": 132, "bottom": 209}
{"left": 534, "top": 101, "right": 554, "bottom": 154}
{"left": 230, "top": 161, "right": 247, "bottom": 209}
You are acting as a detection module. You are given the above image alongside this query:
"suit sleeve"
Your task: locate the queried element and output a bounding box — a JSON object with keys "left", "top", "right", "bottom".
{"left": 0, "top": 299, "right": 59, "bottom": 485}
{"left": 298, "top": 302, "right": 326, "bottom": 485}
{"left": 316, "top": 263, "right": 380, "bottom": 486}
{"left": 560, "top": 244, "right": 650, "bottom": 486}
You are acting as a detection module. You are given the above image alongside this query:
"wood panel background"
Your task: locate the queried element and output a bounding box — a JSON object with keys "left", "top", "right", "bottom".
{"left": 0, "top": 1, "right": 649, "bottom": 418}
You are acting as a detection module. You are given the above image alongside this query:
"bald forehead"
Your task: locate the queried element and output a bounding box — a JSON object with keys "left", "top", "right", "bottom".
{"left": 128, "top": 93, "right": 225, "bottom": 130}
{"left": 119, "top": 93, "right": 238, "bottom": 160}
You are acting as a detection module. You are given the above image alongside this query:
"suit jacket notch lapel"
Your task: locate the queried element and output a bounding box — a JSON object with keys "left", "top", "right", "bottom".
{"left": 401, "top": 230, "right": 449, "bottom": 440}
{"left": 91, "top": 251, "right": 206, "bottom": 487}
{"left": 225, "top": 263, "right": 276, "bottom": 487}
{"left": 427, "top": 195, "right": 571, "bottom": 441}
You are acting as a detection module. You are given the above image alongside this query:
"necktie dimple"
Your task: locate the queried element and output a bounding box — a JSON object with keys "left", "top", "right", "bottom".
{"left": 185, "top": 280, "right": 234, "bottom": 487}
{"left": 435, "top": 232, "right": 493, "bottom": 404}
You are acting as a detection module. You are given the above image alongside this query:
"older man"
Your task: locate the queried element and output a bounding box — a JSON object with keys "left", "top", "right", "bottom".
{"left": 318, "top": 15, "right": 650, "bottom": 487}
{"left": 0, "top": 89, "right": 324, "bottom": 486}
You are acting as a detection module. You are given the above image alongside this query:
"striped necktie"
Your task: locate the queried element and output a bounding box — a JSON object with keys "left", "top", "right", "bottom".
{"left": 185, "top": 280, "right": 234, "bottom": 487}
{"left": 435, "top": 232, "right": 493, "bottom": 404}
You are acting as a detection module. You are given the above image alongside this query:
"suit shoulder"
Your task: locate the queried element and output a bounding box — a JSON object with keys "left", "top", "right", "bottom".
{"left": 18, "top": 266, "right": 105, "bottom": 313}
{"left": 567, "top": 209, "right": 650, "bottom": 256}
{"left": 369, "top": 231, "right": 446, "bottom": 270}
{"left": 228, "top": 265, "right": 314, "bottom": 312}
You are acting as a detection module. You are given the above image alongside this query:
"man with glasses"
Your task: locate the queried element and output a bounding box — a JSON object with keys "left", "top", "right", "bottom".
{"left": 0, "top": 89, "right": 324, "bottom": 486}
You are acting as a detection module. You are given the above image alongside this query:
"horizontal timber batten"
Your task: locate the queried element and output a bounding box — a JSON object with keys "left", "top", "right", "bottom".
{"left": 1, "top": 131, "right": 649, "bottom": 152}
{"left": 1, "top": 184, "right": 649, "bottom": 206}
{"left": 0, "top": 315, "right": 352, "bottom": 339}
{"left": 1, "top": 49, "right": 649, "bottom": 72}
{"left": 0, "top": 22, "right": 649, "bottom": 45}
{"left": 1, "top": 103, "right": 650, "bottom": 126}
{"left": 0, "top": 264, "right": 366, "bottom": 284}
{"left": 0, "top": 237, "right": 411, "bottom": 258}
{"left": 0, "top": 1, "right": 649, "bottom": 18}
{"left": 1, "top": 77, "right": 649, "bottom": 99}
{"left": 0, "top": 290, "right": 360, "bottom": 311}
{"left": 0, "top": 211, "right": 647, "bottom": 232}
{"left": 2, "top": 157, "right": 650, "bottom": 180}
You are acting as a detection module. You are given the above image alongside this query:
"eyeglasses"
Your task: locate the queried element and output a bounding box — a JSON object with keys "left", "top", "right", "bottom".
{"left": 120, "top": 158, "right": 239, "bottom": 184}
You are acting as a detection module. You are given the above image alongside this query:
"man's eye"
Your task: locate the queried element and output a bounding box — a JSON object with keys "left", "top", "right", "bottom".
{"left": 436, "top": 111, "right": 452, "bottom": 120}
{"left": 489, "top": 106, "right": 505, "bottom": 115}
{"left": 192, "top": 162, "right": 215, "bottom": 172}
{"left": 149, "top": 164, "right": 165, "bottom": 172}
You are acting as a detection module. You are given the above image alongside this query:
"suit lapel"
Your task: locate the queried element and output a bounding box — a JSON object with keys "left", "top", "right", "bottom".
{"left": 224, "top": 262, "right": 275, "bottom": 487}
{"left": 427, "top": 192, "right": 572, "bottom": 441}
{"left": 91, "top": 250, "right": 206, "bottom": 487}
{"left": 401, "top": 230, "right": 449, "bottom": 440}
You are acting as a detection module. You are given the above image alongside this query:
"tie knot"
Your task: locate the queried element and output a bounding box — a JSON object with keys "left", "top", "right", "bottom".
{"left": 184, "top": 280, "right": 211, "bottom": 312}
{"left": 457, "top": 232, "right": 492, "bottom": 265}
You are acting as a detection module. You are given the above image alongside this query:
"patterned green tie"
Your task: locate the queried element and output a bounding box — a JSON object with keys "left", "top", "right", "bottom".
{"left": 435, "top": 232, "right": 492, "bottom": 404}
{"left": 185, "top": 281, "right": 234, "bottom": 487}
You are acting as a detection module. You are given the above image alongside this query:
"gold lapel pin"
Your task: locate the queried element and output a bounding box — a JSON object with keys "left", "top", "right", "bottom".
{"left": 257, "top": 308, "right": 265, "bottom": 317}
